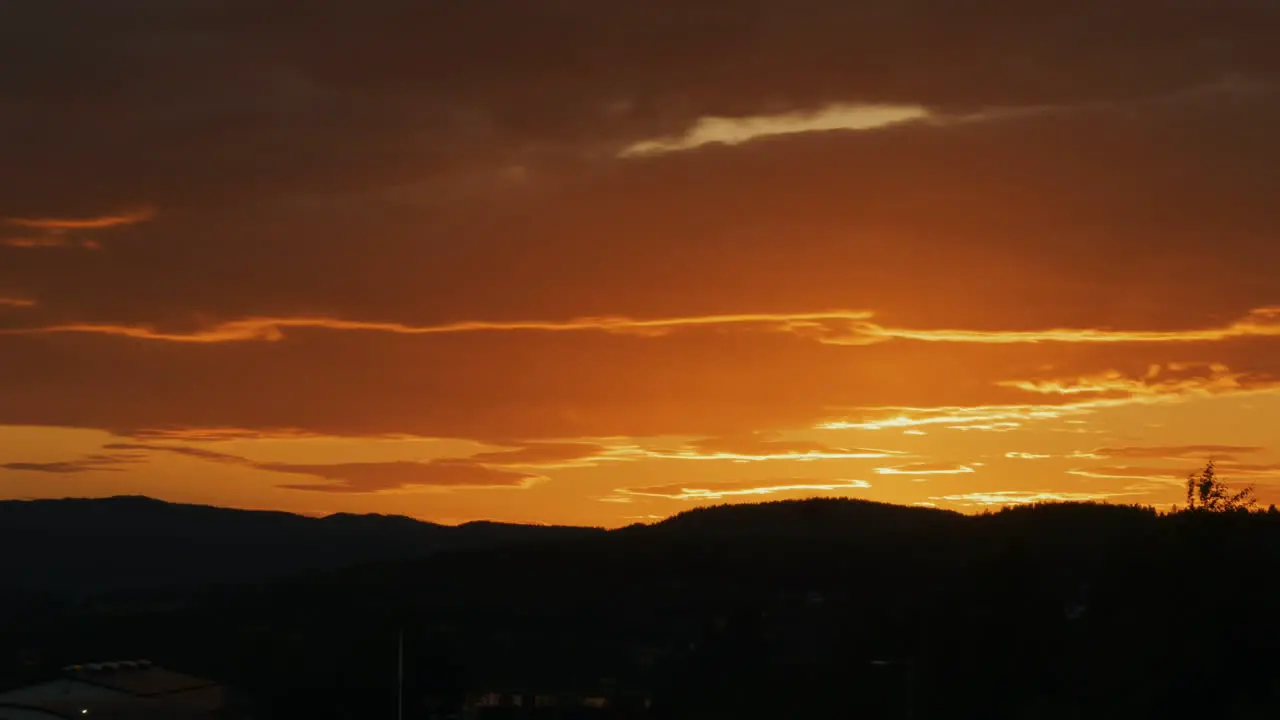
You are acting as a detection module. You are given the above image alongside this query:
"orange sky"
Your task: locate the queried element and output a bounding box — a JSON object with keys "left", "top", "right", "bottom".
{"left": 3, "top": 1, "right": 1280, "bottom": 526}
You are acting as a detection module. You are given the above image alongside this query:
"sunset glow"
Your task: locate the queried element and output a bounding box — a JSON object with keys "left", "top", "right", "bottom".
{"left": 3, "top": 1, "right": 1280, "bottom": 526}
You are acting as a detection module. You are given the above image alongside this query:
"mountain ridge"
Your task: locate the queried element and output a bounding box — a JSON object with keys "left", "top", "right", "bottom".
{"left": 0, "top": 494, "right": 606, "bottom": 595}
{"left": 1, "top": 493, "right": 973, "bottom": 595}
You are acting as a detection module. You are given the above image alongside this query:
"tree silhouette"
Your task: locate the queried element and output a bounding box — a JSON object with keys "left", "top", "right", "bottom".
{"left": 1184, "top": 461, "right": 1256, "bottom": 513}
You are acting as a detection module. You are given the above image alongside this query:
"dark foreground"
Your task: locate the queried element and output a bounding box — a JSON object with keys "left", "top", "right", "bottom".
{"left": 3, "top": 498, "right": 1279, "bottom": 719}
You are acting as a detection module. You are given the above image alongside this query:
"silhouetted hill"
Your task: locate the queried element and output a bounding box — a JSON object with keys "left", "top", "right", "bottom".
{"left": 0, "top": 495, "right": 603, "bottom": 595}
{"left": 4, "top": 498, "right": 1280, "bottom": 719}
{"left": 638, "top": 497, "right": 963, "bottom": 538}
{"left": 0, "top": 493, "right": 1167, "bottom": 599}
{"left": 1, "top": 495, "right": 968, "bottom": 597}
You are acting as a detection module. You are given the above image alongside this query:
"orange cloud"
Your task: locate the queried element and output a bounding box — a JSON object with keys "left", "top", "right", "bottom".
{"left": 5, "top": 310, "right": 875, "bottom": 344}
{"left": 1, "top": 453, "right": 146, "bottom": 474}
{"left": 1066, "top": 467, "right": 1186, "bottom": 481}
{"left": 948, "top": 423, "right": 1026, "bottom": 433}
{"left": 824, "top": 365, "right": 1280, "bottom": 438}
{"left": 999, "top": 363, "right": 1280, "bottom": 399}
{"left": 930, "top": 490, "right": 1137, "bottom": 507}
{"left": 1084, "top": 445, "right": 1265, "bottom": 461}
{"left": 101, "top": 442, "right": 542, "bottom": 493}
{"left": 3, "top": 237, "right": 67, "bottom": 248}
{"left": 8, "top": 317, "right": 1275, "bottom": 444}
{"left": 819, "top": 404, "right": 1087, "bottom": 431}
{"left": 1198, "top": 463, "right": 1280, "bottom": 477}
{"left": 0, "top": 297, "right": 36, "bottom": 308}
{"left": 633, "top": 433, "right": 904, "bottom": 462}
{"left": 3, "top": 207, "right": 154, "bottom": 251}
{"left": 103, "top": 443, "right": 246, "bottom": 464}
{"left": 1, "top": 236, "right": 103, "bottom": 249}
{"left": 685, "top": 433, "right": 897, "bottom": 457}
{"left": 853, "top": 307, "right": 1280, "bottom": 345}
{"left": 1069, "top": 462, "right": 1280, "bottom": 483}
{"left": 619, "top": 478, "right": 872, "bottom": 500}
{"left": 12, "top": 306, "right": 1280, "bottom": 348}
{"left": 123, "top": 427, "right": 321, "bottom": 442}
{"left": 4, "top": 207, "right": 156, "bottom": 231}
{"left": 466, "top": 441, "right": 610, "bottom": 467}
{"left": 267, "top": 460, "right": 539, "bottom": 493}
{"left": 875, "top": 463, "right": 976, "bottom": 476}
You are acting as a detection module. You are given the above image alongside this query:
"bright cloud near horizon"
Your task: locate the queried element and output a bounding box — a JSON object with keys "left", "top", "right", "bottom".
{"left": 3, "top": 0, "right": 1280, "bottom": 526}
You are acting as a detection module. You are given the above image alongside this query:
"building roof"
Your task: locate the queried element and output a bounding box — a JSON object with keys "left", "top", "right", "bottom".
{"left": 0, "top": 701, "right": 78, "bottom": 719}
{"left": 61, "top": 663, "right": 218, "bottom": 698}
{"left": 0, "top": 662, "right": 238, "bottom": 720}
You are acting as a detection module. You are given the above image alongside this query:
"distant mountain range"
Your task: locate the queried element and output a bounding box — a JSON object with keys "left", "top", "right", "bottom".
{"left": 1, "top": 495, "right": 961, "bottom": 595}
{"left": 0, "top": 495, "right": 603, "bottom": 595}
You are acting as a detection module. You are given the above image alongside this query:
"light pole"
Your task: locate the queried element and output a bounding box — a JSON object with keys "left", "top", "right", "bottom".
{"left": 397, "top": 628, "right": 404, "bottom": 720}
{"left": 870, "top": 658, "right": 915, "bottom": 720}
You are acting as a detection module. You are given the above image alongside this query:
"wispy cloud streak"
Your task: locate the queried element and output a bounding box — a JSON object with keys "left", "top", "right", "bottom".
{"left": 621, "top": 103, "right": 930, "bottom": 157}
{"left": 96, "top": 442, "right": 541, "bottom": 494}
{"left": 4, "top": 207, "right": 156, "bottom": 231}
{"left": 875, "top": 463, "right": 976, "bottom": 476}
{"left": 3, "top": 207, "right": 155, "bottom": 250}
{"left": 1, "top": 453, "right": 146, "bottom": 474}
{"left": 848, "top": 307, "right": 1280, "bottom": 345}
{"left": 930, "top": 490, "right": 1139, "bottom": 507}
{"left": 620, "top": 478, "right": 872, "bottom": 500}
{"left": 10, "top": 307, "right": 1280, "bottom": 346}
{"left": 5, "top": 311, "right": 875, "bottom": 343}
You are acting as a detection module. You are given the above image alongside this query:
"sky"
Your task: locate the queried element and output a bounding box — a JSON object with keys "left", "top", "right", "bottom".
{"left": 3, "top": 1, "right": 1280, "bottom": 527}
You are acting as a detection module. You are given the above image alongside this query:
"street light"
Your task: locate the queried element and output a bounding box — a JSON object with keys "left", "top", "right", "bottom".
{"left": 870, "top": 659, "right": 915, "bottom": 720}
